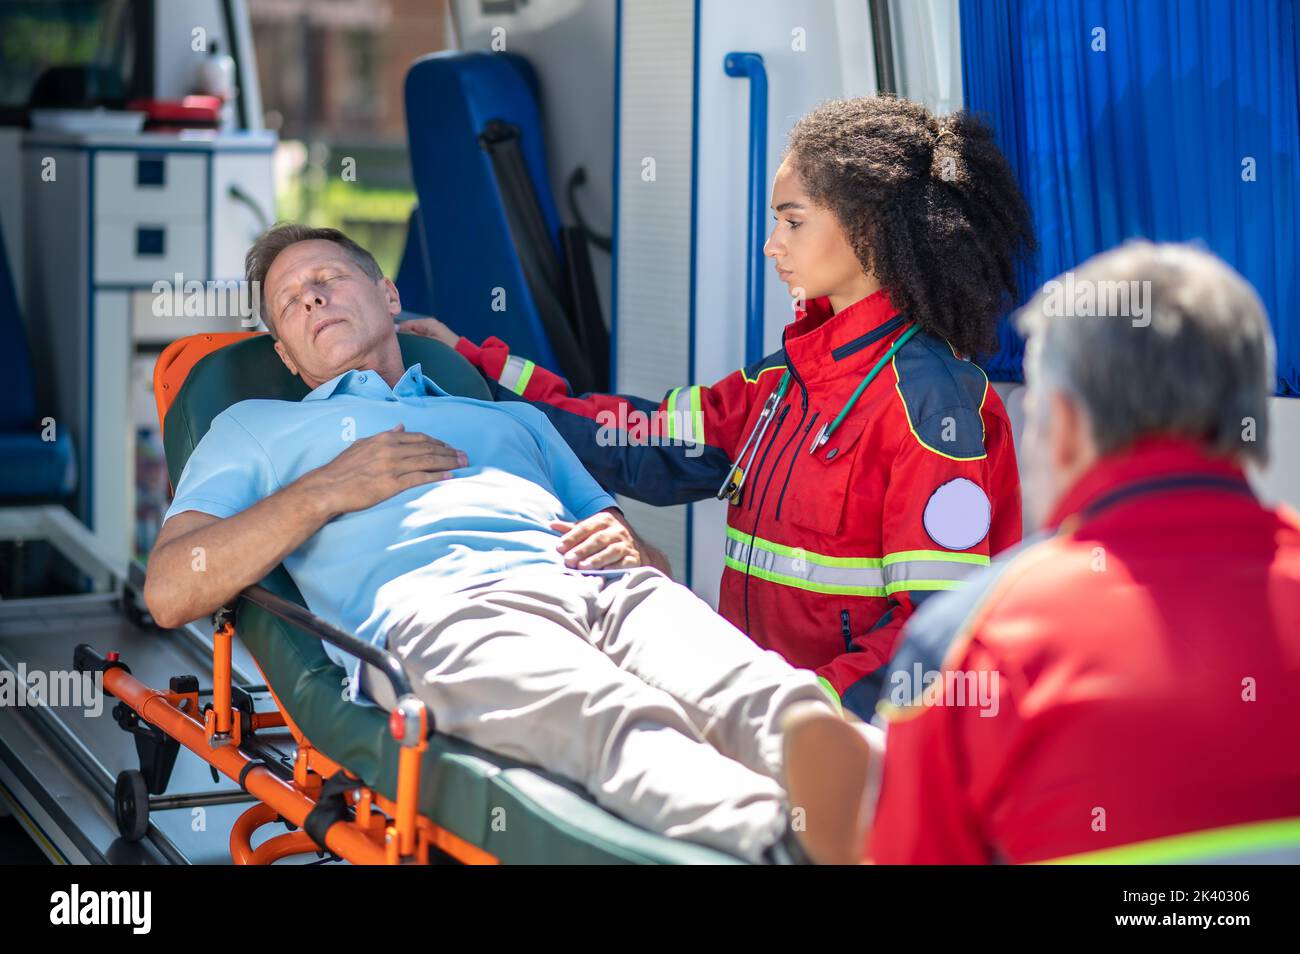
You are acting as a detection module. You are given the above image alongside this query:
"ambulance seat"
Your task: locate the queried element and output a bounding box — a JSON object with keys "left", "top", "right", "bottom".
{"left": 0, "top": 216, "right": 75, "bottom": 501}
{"left": 398, "top": 50, "right": 608, "bottom": 396}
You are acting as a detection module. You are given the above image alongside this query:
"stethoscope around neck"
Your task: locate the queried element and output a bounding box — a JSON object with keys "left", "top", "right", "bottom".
{"left": 715, "top": 322, "right": 920, "bottom": 502}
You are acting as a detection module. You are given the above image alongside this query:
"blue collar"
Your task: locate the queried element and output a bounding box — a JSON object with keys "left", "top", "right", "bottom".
{"left": 301, "top": 363, "right": 450, "bottom": 402}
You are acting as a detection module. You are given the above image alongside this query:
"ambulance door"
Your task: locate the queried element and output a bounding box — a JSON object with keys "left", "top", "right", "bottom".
{"left": 614, "top": 0, "right": 878, "bottom": 602}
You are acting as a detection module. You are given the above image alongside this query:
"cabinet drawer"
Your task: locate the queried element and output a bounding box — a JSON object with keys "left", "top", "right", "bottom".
{"left": 94, "top": 220, "right": 207, "bottom": 286}
{"left": 94, "top": 152, "right": 207, "bottom": 220}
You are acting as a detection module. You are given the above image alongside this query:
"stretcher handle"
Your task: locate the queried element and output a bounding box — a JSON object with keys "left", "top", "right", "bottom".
{"left": 724, "top": 51, "right": 769, "bottom": 366}
{"left": 240, "top": 585, "right": 414, "bottom": 701}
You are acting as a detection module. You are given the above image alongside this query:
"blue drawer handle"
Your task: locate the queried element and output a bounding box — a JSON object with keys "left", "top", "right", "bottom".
{"left": 724, "top": 51, "right": 769, "bottom": 366}
{"left": 136, "top": 157, "right": 166, "bottom": 187}
{"left": 136, "top": 226, "right": 166, "bottom": 257}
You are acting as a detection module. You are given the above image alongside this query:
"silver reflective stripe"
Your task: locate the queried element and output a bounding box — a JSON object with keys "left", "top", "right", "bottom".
{"left": 666, "top": 385, "right": 705, "bottom": 445}
{"left": 498, "top": 355, "right": 535, "bottom": 395}
{"left": 723, "top": 531, "right": 989, "bottom": 596}
{"left": 883, "top": 559, "right": 986, "bottom": 587}
{"left": 723, "top": 534, "right": 886, "bottom": 596}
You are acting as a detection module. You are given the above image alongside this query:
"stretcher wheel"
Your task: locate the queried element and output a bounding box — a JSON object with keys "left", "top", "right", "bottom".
{"left": 114, "top": 770, "right": 150, "bottom": 842}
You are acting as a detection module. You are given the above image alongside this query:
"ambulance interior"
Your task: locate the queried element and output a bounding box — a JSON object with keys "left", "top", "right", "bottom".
{"left": 0, "top": 0, "right": 1295, "bottom": 864}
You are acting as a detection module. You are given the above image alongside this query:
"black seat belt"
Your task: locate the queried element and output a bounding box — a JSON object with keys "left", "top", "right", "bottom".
{"left": 560, "top": 224, "right": 610, "bottom": 392}
{"left": 479, "top": 119, "right": 595, "bottom": 396}
{"left": 562, "top": 165, "right": 611, "bottom": 390}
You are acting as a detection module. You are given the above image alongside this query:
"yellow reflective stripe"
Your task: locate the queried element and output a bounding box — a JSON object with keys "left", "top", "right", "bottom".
{"left": 884, "top": 579, "right": 965, "bottom": 594}
{"left": 817, "top": 676, "right": 842, "bottom": 714}
{"left": 724, "top": 531, "right": 981, "bottom": 594}
{"left": 726, "top": 538, "right": 886, "bottom": 589}
{"left": 724, "top": 526, "right": 882, "bottom": 568}
{"left": 724, "top": 528, "right": 990, "bottom": 572}
{"left": 689, "top": 385, "right": 705, "bottom": 445}
{"left": 498, "top": 355, "right": 536, "bottom": 395}
{"left": 723, "top": 555, "right": 887, "bottom": 597}
{"left": 515, "top": 360, "right": 535, "bottom": 394}
{"left": 883, "top": 549, "right": 990, "bottom": 567}
{"left": 1040, "top": 817, "right": 1300, "bottom": 865}
{"left": 664, "top": 388, "right": 680, "bottom": 439}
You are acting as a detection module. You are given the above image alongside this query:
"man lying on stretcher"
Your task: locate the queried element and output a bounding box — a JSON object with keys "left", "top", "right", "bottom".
{"left": 143, "top": 224, "right": 848, "bottom": 864}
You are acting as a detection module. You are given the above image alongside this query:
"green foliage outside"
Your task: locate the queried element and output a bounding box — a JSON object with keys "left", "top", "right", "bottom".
{"left": 277, "top": 165, "right": 416, "bottom": 279}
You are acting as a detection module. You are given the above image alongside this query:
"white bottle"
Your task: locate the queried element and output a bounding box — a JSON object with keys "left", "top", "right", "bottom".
{"left": 197, "top": 38, "right": 237, "bottom": 129}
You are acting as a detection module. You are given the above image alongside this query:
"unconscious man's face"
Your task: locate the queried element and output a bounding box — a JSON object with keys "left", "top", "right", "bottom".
{"left": 264, "top": 239, "right": 402, "bottom": 388}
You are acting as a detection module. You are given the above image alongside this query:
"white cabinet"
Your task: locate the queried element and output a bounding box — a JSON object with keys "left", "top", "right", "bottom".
{"left": 22, "top": 131, "right": 276, "bottom": 565}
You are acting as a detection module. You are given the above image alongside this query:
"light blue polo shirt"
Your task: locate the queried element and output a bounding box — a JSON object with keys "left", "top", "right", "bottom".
{"left": 162, "top": 363, "right": 617, "bottom": 701}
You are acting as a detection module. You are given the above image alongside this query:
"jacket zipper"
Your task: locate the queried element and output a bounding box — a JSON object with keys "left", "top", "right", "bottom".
{"left": 744, "top": 400, "right": 791, "bottom": 512}
{"left": 773, "top": 410, "right": 819, "bottom": 522}
{"left": 841, "top": 609, "right": 852, "bottom": 653}
{"left": 742, "top": 350, "right": 809, "bottom": 635}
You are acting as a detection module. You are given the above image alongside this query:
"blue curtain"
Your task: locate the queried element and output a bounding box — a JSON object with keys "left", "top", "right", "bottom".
{"left": 961, "top": 0, "right": 1300, "bottom": 395}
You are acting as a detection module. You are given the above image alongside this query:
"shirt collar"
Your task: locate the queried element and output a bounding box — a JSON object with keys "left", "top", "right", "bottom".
{"left": 301, "top": 363, "right": 449, "bottom": 402}
{"left": 1045, "top": 436, "right": 1253, "bottom": 531}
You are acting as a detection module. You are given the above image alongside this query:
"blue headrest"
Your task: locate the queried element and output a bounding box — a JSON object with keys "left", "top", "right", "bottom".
{"left": 401, "top": 50, "right": 565, "bottom": 372}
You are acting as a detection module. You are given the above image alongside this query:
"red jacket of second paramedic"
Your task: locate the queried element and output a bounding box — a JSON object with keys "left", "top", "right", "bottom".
{"left": 871, "top": 438, "right": 1300, "bottom": 863}
{"left": 451, "top": 289, "right": 1022, "bottom": 716}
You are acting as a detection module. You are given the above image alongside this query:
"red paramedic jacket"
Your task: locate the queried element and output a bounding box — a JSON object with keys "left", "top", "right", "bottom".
{"left": 451, "top": 289, "right": 1022, "bottom": 716}
{"left": 871, "top": 438, "right": 1300, "bottom": 863}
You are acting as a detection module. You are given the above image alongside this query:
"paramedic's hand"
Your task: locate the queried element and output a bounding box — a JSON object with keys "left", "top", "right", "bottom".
{"left": 399, "top": 316, "right": 460, "bottom": 349}
{"left": 551, "top": 509, "right": 671, "bottom": 575}
{"left": 300, "top": 423, "right": 467, "bottom": 518}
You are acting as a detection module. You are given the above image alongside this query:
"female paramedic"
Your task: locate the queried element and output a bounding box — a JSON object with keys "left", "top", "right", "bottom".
{"left": 402, "top": 96, "right": 1035, "bottom": 719}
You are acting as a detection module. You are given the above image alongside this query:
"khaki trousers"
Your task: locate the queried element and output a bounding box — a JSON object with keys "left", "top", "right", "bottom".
{"left": 361, "top": 566, "right": 833, "bottom": 861}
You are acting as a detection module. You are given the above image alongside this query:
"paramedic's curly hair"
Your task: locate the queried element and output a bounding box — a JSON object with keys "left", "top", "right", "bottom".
{"left": 785, "top": 96, "right": 1035, "bottom": 358}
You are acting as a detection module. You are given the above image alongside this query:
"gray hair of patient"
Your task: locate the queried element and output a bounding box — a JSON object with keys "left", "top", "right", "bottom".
{"left": 1016, "top": 241, "right": 1275, "bottom": 467}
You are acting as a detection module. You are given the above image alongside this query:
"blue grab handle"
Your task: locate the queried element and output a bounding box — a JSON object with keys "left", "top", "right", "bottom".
{"left": 724, "top": 51, "right": 768, "bottom": 366}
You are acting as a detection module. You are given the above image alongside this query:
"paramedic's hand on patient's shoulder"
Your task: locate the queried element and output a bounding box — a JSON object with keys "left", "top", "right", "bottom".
{"left": 399, "top": 316, "right": 460, "bottom": 349}
{"left": 551, "top": 508, "right": 671, "bottom": 575}
{"left": 300, "top": 423, "right": 467, "bottom": 518}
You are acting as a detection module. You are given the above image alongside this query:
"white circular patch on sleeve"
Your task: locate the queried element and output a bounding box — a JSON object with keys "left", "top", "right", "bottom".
{"left": 922, "top": 478, "right": 991, "bottom": 551}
